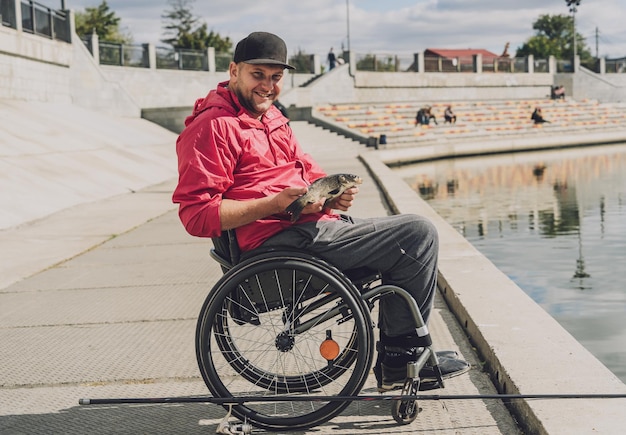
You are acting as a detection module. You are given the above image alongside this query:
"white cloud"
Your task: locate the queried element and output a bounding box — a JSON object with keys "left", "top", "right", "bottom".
{"left": 59, "top": 0, "right": 626, "bottom": 58}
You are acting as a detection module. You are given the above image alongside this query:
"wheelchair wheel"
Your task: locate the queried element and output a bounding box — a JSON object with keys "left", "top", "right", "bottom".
{"left": 196, "top": 252, "right": 374, "bottom": 431}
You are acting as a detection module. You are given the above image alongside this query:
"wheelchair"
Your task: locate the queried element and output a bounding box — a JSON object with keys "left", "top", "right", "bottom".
{"left": 195, "top": 229, "right": 445, "bottom": 432}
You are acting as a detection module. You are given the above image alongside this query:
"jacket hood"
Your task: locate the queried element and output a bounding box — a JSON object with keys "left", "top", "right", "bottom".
{"left": 185, "top": 81, "right": 239, "bottom": 126}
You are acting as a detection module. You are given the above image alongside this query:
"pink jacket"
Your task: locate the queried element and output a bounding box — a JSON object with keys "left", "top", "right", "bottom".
{"left": 172, "top": 81, "right": 339, "bottom": 251}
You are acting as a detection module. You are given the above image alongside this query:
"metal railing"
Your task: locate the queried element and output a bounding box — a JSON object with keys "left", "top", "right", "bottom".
{"left": 356, "top": 54, "right": 546, "bottom": 73}
{"left": 79, "top": 37, "right": 233, "bottom": 71}
{"left": 604, "top": 58, "right": 625, "bottom": 74}
{"left": 155, "top": 46, "right": 208, "bottom": 71}
{"left": 533, "top": 59, "right": 548, "bottom": 73}
{"left": 215, "top": 52, "right": 231, "bottom": 72}
{"left": 424, "top": 55, "right": 474, "bottom": 72}
{"left": 81, "top": 39, "right": 233, "bottom": 71}
{"left": 556, "top": 59, "right": 574, "bottom": 73}
{"left": 99, "top": 41, "right": 148, "bottom": 67}
{"left": 355, "top": 53, "right": 415, "bottom": 72}
{"left": 1, "top": 0, "right": 71, "bottom": 42}
{"left": 1, "top": 0, "right": 17, "bottom": 28}
{"left": 4, "top": 1, "right": 621, "bottom": 76}
{"left": 483, "top": 57, "right": 529, "bottom": 73}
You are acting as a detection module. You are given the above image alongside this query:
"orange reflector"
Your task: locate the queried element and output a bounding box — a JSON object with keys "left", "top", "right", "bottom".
{"left": 319, "top": 339, "right": 340, "bottom": 361}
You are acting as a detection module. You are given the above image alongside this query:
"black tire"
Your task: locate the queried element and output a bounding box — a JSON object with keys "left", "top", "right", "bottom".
{"left": 196, "top": 251, "right": 373, "bottom": 431}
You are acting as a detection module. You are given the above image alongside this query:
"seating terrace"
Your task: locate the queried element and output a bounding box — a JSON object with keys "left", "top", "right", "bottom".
{"left": 314, "top": 99, "right": 626, "bottom": 149}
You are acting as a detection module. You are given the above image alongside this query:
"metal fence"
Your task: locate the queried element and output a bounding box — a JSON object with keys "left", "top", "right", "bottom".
{"left": 356, "top": 54, "right": 544, "bottom": 73}
{"left": 155, "top": 46, "right": 207, "bottom": 71}
{"left": 556, "top": 59, "right": 574, "bottom": 73}
{"left": 424, "top": 55, "right": 474, "bottom": 72}
{"left": 355, "top": 53, "right": 414, "bottom": 72}
{"left": 483, "top": 57, "right": 529, "bottom": 73}
{"left": 375, "top": 54, "right": 626, "bottom": 75}
{"left": 215, "top": 52, "right": 231, "bottom": 72}
{"left": 1, "top": 0, "right": 17, "bottom": 27}
{"left": 1, "top": 0, "right": 71, "bottom": 42}
{"left": 79, "top": 35, "right": 235, "bottom": 71}
{"left": 99, "top": 41, "right": 148, "bottom": 67}
{"left": 605, "top": 58, "right": 626, "bottom": 73}
{"left": 4, "top": 1, "right": 622, "bottom": 76}
{"left": 533, "top": 59, "right": 549, "bottom": 73}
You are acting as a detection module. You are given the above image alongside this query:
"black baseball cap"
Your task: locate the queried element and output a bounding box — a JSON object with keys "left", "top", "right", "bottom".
{"left": 234, "top": 31, "right": 295, "bottom": 70}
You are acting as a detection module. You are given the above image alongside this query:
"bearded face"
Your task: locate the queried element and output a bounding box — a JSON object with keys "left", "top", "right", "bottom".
{"left": 229, "top": 63, "right": 285, "bottom": 119}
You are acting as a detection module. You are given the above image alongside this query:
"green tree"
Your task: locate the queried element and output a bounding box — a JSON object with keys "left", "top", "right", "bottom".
{"left": 516, "top": 14, "right": 592, "bottom": 62}
{"left": 74, "top": 0, "right": 130, "bottom": 43}
{"left": 356, "top": 54, "right": 397, "bottom": 72}
{"left": 289, "top": 49, "right": 314, "bottom": 73}
{"left": 161, "top": 0, "right": 232, "bottom": 52}
{"left": 161, "top": 0, "right": 197, "bottom": 47}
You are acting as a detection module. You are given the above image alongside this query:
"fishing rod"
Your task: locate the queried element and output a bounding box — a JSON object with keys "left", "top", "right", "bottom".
{"left": 79, "top": 392, "right": 626, "bottom": 406}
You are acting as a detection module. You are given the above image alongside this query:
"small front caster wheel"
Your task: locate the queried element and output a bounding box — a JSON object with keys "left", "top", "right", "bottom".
{"left": 391, "top": 398, "right": 419, "bottom": 424}
{"left": 391, "top": 375, "right": 420, "bottom": 425}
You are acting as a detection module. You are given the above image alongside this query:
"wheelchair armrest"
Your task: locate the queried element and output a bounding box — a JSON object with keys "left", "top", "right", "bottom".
{"left": 211, "top": 230, "right": 240, "bottom": 267}
{"left": 210, "top": 248, "right": 234, "bottom": 271}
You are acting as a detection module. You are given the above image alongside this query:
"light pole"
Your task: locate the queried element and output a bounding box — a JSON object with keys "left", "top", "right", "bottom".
{"left": 566, "top": 0, "right": 581, "bottom": 61}
{"left": 346, "top": 0, "right": 351, "bottom": 54}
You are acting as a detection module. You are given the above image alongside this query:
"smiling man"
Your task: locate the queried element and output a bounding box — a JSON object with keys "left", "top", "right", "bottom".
{"left": 229, "top": 34, "right": 288, "bottom": 118}
{"left": 173, "top": 31, "right": 469, "bottom": 391}
{"left": 173, "top": 32, "right": 337, "bottom": 250}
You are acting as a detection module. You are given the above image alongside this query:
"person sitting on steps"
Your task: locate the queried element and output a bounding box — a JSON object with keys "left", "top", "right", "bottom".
{"left": 531, "top": 107, "right": 549, "bottom": 124}
{"left": 415, "top": 106, "right": 438, "bottom": 126}
{"left": 444, "top": 105, "right": 457, "bottom": 124}
{"left": 551, "top": 85, "right": 565, "bottom": 100}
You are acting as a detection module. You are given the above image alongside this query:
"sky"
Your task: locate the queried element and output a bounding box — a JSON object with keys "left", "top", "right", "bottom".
{"left": 55, "top": 0, "right": 626, "bottom": 59}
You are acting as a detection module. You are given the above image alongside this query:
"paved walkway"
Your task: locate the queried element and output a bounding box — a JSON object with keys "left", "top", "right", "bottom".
{"left": 0, "top": 121, "right": 520, "bottom": 434}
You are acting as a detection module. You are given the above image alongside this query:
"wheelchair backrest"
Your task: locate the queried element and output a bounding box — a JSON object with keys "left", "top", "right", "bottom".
{"left": 210, "top": 230, "right": 241, "bottom": 270}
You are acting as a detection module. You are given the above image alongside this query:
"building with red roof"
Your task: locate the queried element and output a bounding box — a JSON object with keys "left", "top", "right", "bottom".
{"left": 424, "top": 48, "right": 500, "bottom": 72}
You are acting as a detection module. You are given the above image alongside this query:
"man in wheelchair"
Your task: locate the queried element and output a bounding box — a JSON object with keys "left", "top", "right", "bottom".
{"left": 172, "top": 31, "right": 469, "bottom": 392}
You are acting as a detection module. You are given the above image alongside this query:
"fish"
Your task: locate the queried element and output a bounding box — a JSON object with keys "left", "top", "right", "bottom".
{"left": 286, "top": 173, "right": 363, "bottom": 223}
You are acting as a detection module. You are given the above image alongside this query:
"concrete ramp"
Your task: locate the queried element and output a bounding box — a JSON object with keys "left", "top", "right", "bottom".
{"left": 0, "top": 100, "right": 179, "bottom": 230}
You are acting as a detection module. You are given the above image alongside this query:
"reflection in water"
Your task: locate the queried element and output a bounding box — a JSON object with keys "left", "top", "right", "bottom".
{"left": 396, "top": 143, "right": 626, "bottom": 383}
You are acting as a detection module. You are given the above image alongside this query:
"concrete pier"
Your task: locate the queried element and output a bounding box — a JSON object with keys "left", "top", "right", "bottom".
{"left": 1, "top": 109, "right": 626, "bottom": 433}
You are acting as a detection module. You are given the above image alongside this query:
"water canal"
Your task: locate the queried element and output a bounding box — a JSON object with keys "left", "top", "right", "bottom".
{"left": 394, "top": 143, "right": 626, "bottom": 384}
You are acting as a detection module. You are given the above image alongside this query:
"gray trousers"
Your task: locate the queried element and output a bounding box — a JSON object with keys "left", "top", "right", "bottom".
{"left": 259, "top": 214, "right": 439, "bottom": 338}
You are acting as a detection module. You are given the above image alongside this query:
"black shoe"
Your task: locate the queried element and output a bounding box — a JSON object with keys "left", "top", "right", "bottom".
{"left": 379, "top": 351, "right": 468, "bottom": 391}
{"left": 432, "top": 350, "right": 459, "bottom": 360}
{"left": 419, "top": 356, "right": 470, "bottom": 381}
{"left": 380, "top": 363, "right": 407, "bottom": 391}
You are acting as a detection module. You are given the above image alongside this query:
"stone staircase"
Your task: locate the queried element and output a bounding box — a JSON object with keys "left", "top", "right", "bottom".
{"left": 312, "top": 99, "right": 626, "bottom": 149}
